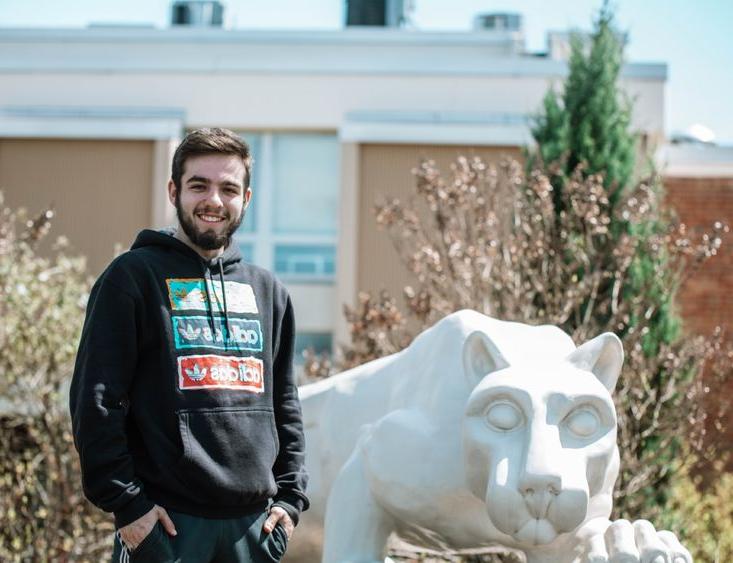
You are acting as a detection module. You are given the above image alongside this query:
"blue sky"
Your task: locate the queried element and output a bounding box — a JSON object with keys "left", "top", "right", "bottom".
{"left": 1, "top": 0, "right": 732, "bottom": 144}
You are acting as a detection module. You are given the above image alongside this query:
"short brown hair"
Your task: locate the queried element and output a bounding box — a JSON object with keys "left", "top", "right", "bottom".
{"left": 172, "top": 127, "right": 253, "bottom": 189}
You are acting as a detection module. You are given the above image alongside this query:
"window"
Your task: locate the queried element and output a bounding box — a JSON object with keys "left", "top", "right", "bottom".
{"left": 235, "top": 132, "right": 339, "bottom": 284}
{"left": 272, "top": 134, "right": 339, "bottom": 235}
{"left": 274, "top": 244, "right": 335, "bottom": 281}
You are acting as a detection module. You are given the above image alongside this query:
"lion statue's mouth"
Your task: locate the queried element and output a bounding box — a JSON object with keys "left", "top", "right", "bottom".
{"left": 513, "top": 518, "right": 559, "bottom": 545}
{"left": 483, "top": 485, "right": 589, "bottom": 548}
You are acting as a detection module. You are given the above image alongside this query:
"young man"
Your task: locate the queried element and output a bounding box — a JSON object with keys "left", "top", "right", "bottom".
{"left": 70, "top": 128, "right": 308, "bottom": 562}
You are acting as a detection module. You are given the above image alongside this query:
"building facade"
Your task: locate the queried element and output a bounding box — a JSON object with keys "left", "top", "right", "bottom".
{"left": 0, "top": 22, "right": 682, "bottom": 365}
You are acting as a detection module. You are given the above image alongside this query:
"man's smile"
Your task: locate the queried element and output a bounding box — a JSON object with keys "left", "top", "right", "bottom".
{"left": 196, "top": 213, "right": 227, "bottom": 224}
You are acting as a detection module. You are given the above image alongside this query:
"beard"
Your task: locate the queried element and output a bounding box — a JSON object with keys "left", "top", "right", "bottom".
{"left": 175, "top": 193, "right": 245, "bottom": 251}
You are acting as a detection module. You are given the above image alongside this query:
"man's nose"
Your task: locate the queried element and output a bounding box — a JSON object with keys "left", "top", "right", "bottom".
{"left": 204, "top": 189, "right": 224, "bottom": 207}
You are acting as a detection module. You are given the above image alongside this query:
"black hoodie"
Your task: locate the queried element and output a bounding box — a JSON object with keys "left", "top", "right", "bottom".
{"left": 69, "top": 229, "right": 308, "bottom": 528}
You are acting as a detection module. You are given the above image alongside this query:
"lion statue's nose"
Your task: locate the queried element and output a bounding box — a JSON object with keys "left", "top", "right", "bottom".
{"left": 519, "top": 472, "right": 562, "bottom": 518}
{"left": 520, "top": 471, "right": 562, "bottom": 496}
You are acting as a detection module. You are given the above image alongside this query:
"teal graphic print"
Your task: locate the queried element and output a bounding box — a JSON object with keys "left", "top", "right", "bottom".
{"left": 173, "top": 316, "right": 263, "bottom": 352}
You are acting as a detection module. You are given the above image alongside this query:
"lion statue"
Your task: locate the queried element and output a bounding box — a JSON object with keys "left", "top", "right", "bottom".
{"left": 295, "top": 310, "right": 692, "bottom": 563}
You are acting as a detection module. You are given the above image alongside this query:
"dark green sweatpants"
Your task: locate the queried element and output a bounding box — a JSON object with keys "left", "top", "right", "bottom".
{"left": 111, "top": 508, "right": 288, "bottom": 563}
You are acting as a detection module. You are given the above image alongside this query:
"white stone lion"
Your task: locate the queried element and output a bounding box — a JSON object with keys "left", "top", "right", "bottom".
{"left": 297, "top": 310, "right": 692, "bottom": 563}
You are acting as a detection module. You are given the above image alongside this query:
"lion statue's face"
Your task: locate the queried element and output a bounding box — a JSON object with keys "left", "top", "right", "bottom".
{"left": 461, "top": 331, "right": 621, "bottom": 547}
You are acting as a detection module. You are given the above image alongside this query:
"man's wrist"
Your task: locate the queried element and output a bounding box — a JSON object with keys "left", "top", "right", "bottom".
{"left": 271, "top": 501, "right": 298, "bottom": 526}
{"left": 272, "top": 491, "right": 308, "bottom": 526}
{"left": 114, "top": 495, "right": 156, "bottom": 529}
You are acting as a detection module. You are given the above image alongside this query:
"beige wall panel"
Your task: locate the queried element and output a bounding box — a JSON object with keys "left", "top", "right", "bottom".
{"left": 0, "top": 73, "right": 665, "bottom": 140}
{"left": 357, "top": 144, "right": 521, "bottom": 305}
{"left": 0, "top": 139, "right": 153, "bottom": 275}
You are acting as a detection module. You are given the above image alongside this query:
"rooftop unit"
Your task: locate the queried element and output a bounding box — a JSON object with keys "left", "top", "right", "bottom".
{"left": 171, "top": 1, "right": 224, "bottom": 27}
{"left": 345, "top": 0, "right": 410, "bottom": 27}
{"left": 472, "top": 12, "right": 525, "bottom": 55}
{"left": 473, "top": 12, "right": 523, "bottom": 32}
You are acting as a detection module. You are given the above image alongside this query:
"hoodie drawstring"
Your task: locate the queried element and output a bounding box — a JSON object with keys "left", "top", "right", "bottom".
{"left": 201, "top": 257, "right": 232, "bottom": 350}
{"left": 217, "top": 257, "right": 231, "bottom": 346}
{"left": 202, "top": 264, "right": 217, "bottom": 339}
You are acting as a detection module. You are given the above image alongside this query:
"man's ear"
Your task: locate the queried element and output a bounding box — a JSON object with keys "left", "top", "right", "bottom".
{"left": 167, "top": 180, "right": 177, "bottom": 206}
{"left": 243, "top": 187, "right": 252, "bottom": 209}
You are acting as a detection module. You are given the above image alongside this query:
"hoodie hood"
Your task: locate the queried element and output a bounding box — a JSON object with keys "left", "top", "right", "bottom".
{"left": 130, "top": 227, "right": 244, "bottom": 271}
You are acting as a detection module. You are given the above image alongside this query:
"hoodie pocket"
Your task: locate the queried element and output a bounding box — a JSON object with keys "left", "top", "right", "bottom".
{"left": 176, "top": 407, "right": 278, "bottom": 505}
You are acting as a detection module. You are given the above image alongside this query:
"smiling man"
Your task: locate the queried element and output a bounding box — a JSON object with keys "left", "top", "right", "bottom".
{"left": 70, "top": 128, "right": 308, "bottom": 563}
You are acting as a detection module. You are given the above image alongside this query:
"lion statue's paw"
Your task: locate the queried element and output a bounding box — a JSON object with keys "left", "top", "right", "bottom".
{"left": 578, "top": 518, "right": 692, "bottom": 563}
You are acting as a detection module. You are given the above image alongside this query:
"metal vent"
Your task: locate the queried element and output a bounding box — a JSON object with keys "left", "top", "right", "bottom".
{"left": 473, "top": 12, "right": 523, "bottom": 32}
{"left": 171, "top": 1, "right": 224, "bottom": 27}
{"left": 346, "top": 0, "right": 406, "bottom": 27}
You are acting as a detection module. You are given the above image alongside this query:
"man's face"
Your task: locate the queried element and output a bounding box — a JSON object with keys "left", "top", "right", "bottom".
{"left": 168, "top": 153, "right": 251, "bottom": 253}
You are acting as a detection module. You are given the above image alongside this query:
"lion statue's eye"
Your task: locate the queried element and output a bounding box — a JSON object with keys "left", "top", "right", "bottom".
{"left": 485, "top": 401, "right": 523, "bottom": 431}
{"left": 564, "top": 408, "right": 600, "bottom": 437}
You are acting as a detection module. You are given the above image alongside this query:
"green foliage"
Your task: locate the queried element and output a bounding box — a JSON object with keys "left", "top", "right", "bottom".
{"left": 0, "top": 193, "right": 111, "bottom": 561}
{"left": 531, "top": 89, "right": 568, "bottom": 171}
{"left": 531, "top": 3, "right": 635, "bottom": 207}
{"left": 656, "top": 456, "right": 733, "bottom": 563}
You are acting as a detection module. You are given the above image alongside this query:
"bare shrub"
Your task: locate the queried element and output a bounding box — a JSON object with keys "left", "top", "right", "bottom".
{"left": 0, "top": 193, "right": 110, "bottom": 562}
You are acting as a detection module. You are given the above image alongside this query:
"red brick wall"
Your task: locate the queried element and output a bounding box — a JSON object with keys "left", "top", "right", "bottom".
{"left": 665, "top": 176, "right": 733, "bottom": 467}
{"left": 664, "top": 176, "right": 733, "bottom": 335}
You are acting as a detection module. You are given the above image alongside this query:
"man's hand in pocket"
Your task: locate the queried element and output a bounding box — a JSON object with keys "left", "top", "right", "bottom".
{"left": 119, "top": 505, "right": 177, "bottom": 549}
{"left": 262, "top": 506, "right": 294, "bottom": 539}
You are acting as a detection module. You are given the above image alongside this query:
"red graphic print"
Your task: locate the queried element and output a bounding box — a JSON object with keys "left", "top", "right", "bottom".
{"left": 178, "top": 355, "right": 264, "bottom": 393}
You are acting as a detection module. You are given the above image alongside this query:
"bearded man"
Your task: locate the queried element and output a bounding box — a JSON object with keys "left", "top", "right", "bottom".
{"left": 70, "top": 127, "right": 308, "bottom": 563}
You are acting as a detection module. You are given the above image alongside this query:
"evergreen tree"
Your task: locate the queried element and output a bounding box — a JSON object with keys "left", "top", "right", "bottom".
{"left": 532, "top": 2, "right": 635, "bottom": 209}
{"left": 530, "top": 3, "right": 683, "bottom": 511}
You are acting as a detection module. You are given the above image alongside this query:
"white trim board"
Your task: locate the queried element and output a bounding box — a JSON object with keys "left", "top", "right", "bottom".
{"left": 0, "top": 28, "right": 667, "bottom": 80}
{"left": 340, "top": 122, "right": 530, "bottom": 146}
{"left": 0, "top": 106, "right": 185, "bottom": 140}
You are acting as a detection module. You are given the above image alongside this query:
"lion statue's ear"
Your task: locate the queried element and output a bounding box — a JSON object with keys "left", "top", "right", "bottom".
{"left": 463, "top": 331, "right": 510, "bottom": 388}
{"left": 565, "top": 333, "right": 624, "bottom": 392}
